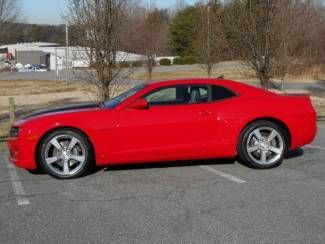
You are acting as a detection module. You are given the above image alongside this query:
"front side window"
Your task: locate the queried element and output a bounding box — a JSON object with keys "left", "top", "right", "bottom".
{"left": 145, "top": 87, "right": 177, "bottom": 104}
{"left": 144, "top": 85, "right": 208, "bottom": 106}
{"left": 104, "top": 83, "right": 146, "bottom": 108}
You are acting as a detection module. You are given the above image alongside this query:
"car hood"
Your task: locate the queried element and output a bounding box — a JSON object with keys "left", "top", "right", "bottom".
{"left": 21, "top": 102, "right": 100, "bottom": 120}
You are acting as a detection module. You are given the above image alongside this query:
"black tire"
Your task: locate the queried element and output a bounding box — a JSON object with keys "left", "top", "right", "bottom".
{"left": 38, "top": 129, "right": 93, "bottom": 179}
{"left": 237, "top": 120, "right": 288, "bottom": 169}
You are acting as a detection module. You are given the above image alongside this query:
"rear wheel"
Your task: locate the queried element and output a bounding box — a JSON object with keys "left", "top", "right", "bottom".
{"left": 38, "top": 129, "right": 92, "bottom": 179}
{"left": 238, "top": 120, "right": 288, "bottom": 169}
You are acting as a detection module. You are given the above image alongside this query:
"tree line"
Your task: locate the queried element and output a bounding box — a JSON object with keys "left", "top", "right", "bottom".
{"left": 170, "top": 0, "right": 325, "bottom": 87}
{"left": 67, "top": 0, "right": 325, "bottom": 98}
{"left": 1, "top": 0, "right": 325, "bottom": 99}
{"left": 1, "top": 23, "right": 66, "bottom": 45}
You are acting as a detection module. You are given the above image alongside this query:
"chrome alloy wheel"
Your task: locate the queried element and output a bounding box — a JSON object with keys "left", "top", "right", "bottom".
{"left": 44, "top": 134, "right": 86, "bottom": 176}
{"left": 246, "top": 126, "right": 284, "bottom": 165}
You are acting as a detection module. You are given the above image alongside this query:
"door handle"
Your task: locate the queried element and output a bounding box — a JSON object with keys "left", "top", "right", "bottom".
{"left": 199, "top": 111, "right": 212, "bottom": 116}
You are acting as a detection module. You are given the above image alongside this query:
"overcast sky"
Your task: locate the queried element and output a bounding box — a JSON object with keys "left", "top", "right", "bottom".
{"left": 22, "top": 0, "right": 197, "bottom": 25}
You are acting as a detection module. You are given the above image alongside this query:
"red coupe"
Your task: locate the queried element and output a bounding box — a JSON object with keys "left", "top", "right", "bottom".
{"left": 8, "top": 78, "right": 317, "bottom": 179}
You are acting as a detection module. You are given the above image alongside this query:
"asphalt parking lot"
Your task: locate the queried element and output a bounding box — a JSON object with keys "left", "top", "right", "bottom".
{"left": 1, "top": 122, "right": 325, "bottom": 244}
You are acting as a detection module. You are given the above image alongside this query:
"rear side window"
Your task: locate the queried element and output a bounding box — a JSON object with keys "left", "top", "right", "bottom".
{"left": 211, "top": 85, "right": 236, "bottom": 101}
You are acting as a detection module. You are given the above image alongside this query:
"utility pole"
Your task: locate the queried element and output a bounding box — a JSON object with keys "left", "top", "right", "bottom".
{"left": 55, "top": 47, "right": 58, "bottom": 81}
{"left": 207, "top": 4, "right": 210, "bottom": 54}
{"left": 65, "top": 23, "right": 69, "bottom": 83}
{"left": 207, "top": 1, "right": 211, "bottom": 77}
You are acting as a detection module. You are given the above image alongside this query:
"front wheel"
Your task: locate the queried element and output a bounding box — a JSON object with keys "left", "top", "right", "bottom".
{"left": 238, "top": 120, "right": 288, "bottom": 169}
{"left": 38, "top": 129, "right": 92, "bottom": 179}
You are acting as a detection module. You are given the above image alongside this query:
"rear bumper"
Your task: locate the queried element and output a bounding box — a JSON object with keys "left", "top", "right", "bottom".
{"left": 289, "top": 111, "right": 317, "bottom": 150}
{"left": 7, "top": 137, "right": 37, "bottom": 170}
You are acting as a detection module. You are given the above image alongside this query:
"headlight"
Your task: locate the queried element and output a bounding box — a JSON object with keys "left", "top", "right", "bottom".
{"left": 9, "top": 127, "right": 20, "bottom": 138}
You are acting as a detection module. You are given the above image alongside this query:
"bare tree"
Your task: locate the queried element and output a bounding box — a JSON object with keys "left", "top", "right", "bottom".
{"left": 134, "top": 8, "right": 169, "bottom": 81}
{"left": 291, "top": 4, "right": 325, "bottom": 77}
{"left": 0, "top": 0, "right": 20, "bottom": 45}
{"left": 67, "top": 0, "right": 136, "bottom": 101}
{"left": 196, "top": 0, "right": 227, "bottom": 77}
{"left": 225, "top": 0, "right": 310, "bottom": 88}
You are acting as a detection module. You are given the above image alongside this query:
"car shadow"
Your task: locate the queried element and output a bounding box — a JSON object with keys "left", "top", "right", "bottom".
{"left": 27, "top": 149, "right": 305, "bottom": 177}
{"left": 103, "top": 157, "right": 236, "bottom": 172}
{"left": 236, "top": 148, "right": 304, "bottom": 169}
{"left": 285, "top": 148, "right": 304, "bottom": 159}
{"left": 98, "top": 149, "right": 305, "bottom": 173}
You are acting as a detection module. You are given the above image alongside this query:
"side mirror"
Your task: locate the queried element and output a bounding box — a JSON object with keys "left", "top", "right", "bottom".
{"left": 128, "top": 98, "right": 148, "bottom": 110}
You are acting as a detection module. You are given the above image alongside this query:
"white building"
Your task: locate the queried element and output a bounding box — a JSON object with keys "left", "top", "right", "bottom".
{"left": 0, "top": 42, "right": 61, "bottom": 55}
{"left": 0, "top": 42, "right": 146, "bottom": 71}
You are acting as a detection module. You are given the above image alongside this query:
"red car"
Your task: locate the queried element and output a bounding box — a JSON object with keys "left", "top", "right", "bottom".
{"left": 8, "top": 78, "right": 317, "bottom": 179}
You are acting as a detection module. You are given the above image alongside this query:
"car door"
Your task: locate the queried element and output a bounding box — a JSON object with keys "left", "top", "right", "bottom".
{"left": 116, "top": 84, "right": 219, "bottom": 163}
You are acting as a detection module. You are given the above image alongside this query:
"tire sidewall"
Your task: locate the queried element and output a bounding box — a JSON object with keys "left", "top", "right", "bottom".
{"left": 238, "top": 120, "right": 288, "bottom": 169}
{"left": 39, "top": 129, "right": 92, "bottom": 179}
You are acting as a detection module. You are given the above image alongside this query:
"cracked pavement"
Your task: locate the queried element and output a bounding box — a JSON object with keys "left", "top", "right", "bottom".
{"left": 0, "top": 122, "right": 325, "bottom": 244}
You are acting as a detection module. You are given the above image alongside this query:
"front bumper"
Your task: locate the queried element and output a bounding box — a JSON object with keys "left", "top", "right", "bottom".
{"left": 7, "top": 136, "right": 38, "bottom": 170}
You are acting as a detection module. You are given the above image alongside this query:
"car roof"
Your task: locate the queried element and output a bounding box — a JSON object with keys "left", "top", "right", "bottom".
{"left": 147, "top": 78, "right": 273, "bottom": 96}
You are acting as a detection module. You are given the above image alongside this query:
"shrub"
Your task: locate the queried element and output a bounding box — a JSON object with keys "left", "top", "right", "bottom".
{"left": 183, "top": 56, "right": 197, "bottom": 65}
{"left": 173, "top": 56, "right": 197, "bottom": 65}
{"left": 132, "top": 60, "right": 143, "bottom": 67}
{"left": 173, "top": 57, "right": 185, "bottom": 65}
{"left": 119, "top": 61, "right": 130, "bottom": 68}
{"left": 159, "top": 58, "right": 171, "bottom": 66}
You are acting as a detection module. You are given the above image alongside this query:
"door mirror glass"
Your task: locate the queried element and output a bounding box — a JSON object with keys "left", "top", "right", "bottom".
{"left": 128, "top": 98, "right": 148, "bottom": 110}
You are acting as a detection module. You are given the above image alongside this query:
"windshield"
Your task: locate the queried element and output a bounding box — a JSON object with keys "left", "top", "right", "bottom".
{"left": 103, "top": 83, "right": 147, "bottom": 108}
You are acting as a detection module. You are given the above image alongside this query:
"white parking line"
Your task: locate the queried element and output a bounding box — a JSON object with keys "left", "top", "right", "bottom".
{"left": 3, "top": 156, "right": 30, "bottom": 206}
{"left": 304, "top": 144, "right": 325, "bottom": 150}
{"left": 199, "top": 165, "right": 246, "bottom": 184}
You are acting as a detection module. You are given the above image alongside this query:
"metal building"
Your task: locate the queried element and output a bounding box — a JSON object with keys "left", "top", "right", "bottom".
{"left": 16, "top": 50, "right": 50, "bottom": 67}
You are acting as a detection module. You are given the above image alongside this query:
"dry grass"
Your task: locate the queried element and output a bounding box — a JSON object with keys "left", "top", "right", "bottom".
{"left": 0, "top": 80, "right": 92, "bottom": 96}
{"left": 0, "top": 80, "right": 97, "bottom": 138}
{"left": 132, "top": 65, "right": 257, "bottom": 82}
{"left": 0, "top": 80, "right": 97, "bottom": 116}
{"left": 132, "top": 62, "right": 325, "bottom": 83}
{"left": 0, "top": 122, "right": 9, "bottom": 136}
{"left": 311, "top": 96, "right": 325, "bottom": 117}
{"left": 287, "top": 64, "right": 325, "bottom": 82}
